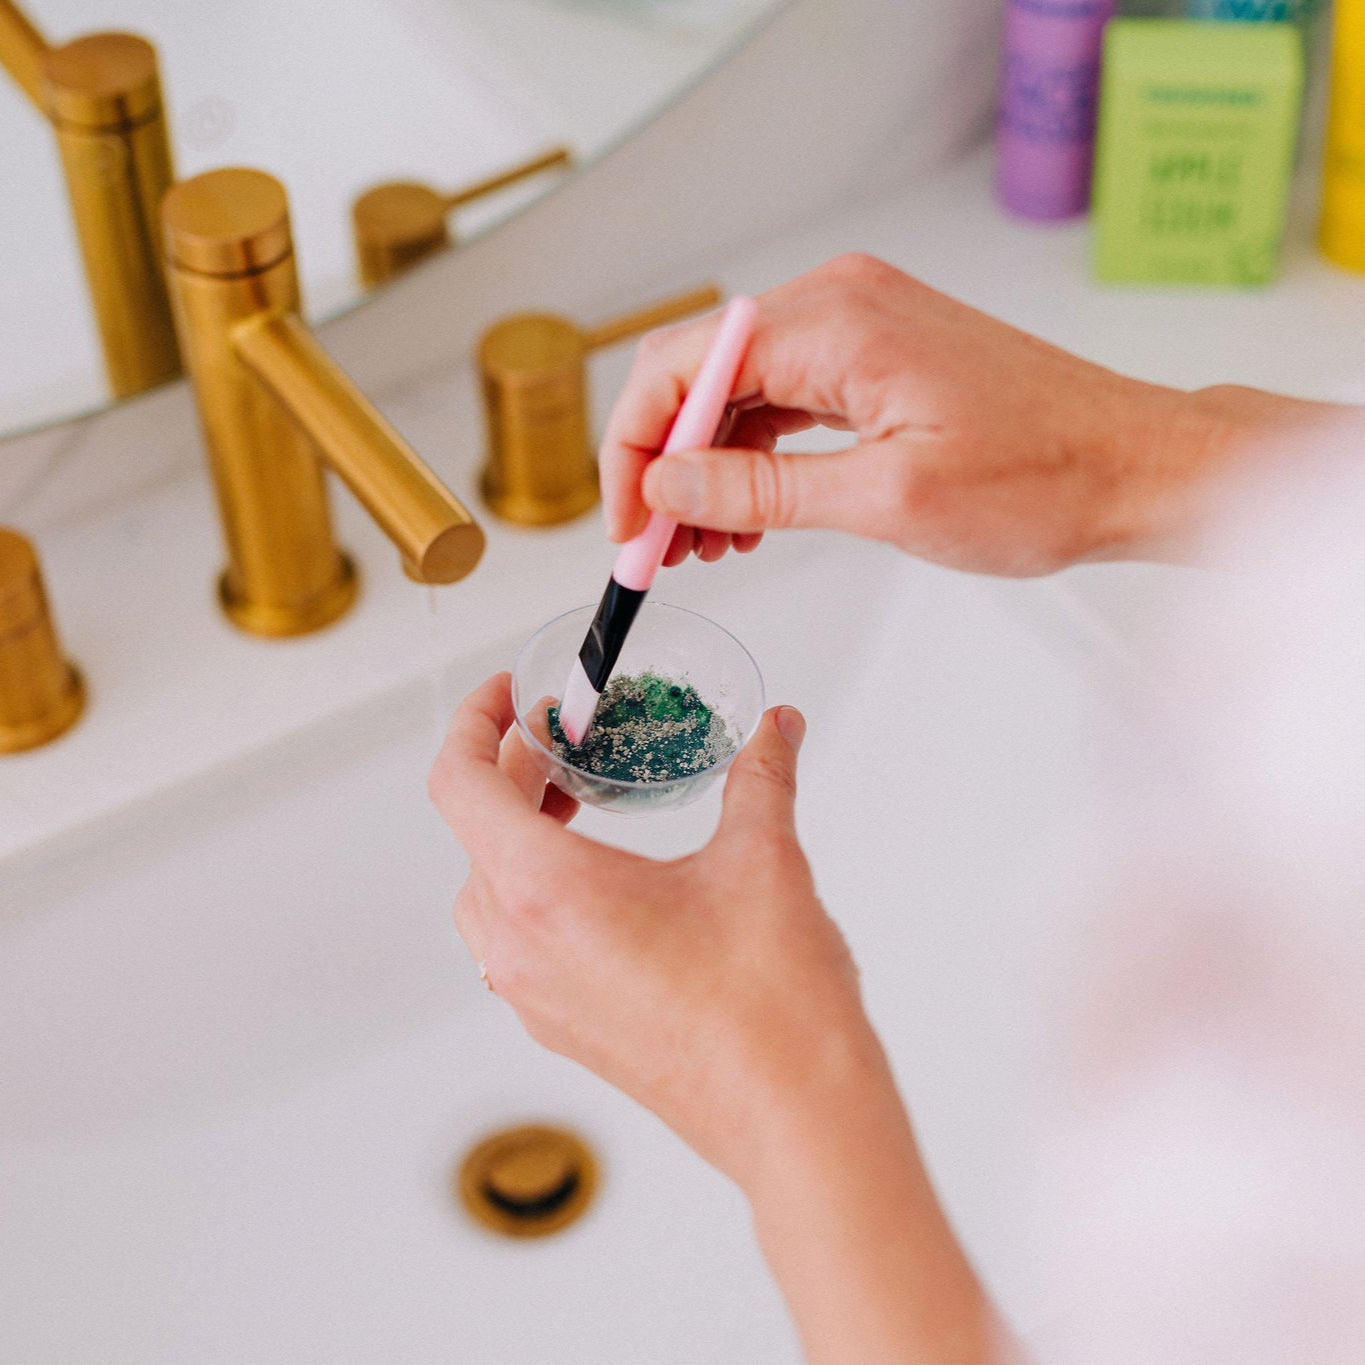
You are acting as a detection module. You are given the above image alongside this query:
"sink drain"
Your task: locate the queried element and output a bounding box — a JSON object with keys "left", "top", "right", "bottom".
{"left": 457, "top": 1124, "right": 598, "bottom": 1238}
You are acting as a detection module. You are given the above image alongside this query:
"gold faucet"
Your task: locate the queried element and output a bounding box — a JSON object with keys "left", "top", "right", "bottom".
{"left": 352, "top": 146, "right": 573, "bottom": 289}
{"left": 477, "top": 284, "right": 723, "bottom": 527}
{"left": 0, "top": 1, "right": 180, "bottom": 398}
{"left": 0, "top": 527, "right": 85, "bottom": 753}
{"left": 161, "top": 168, "right": 484, "bottom": 639}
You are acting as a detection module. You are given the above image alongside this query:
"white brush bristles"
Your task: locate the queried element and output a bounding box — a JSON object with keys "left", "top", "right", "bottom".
{"left": 558, "top": 657, "right": 600, "bottom": 745}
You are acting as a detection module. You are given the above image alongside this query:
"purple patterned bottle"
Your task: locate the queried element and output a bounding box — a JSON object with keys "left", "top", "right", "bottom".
{"left": 996, "top": 0, "right": 1118, "bottom": 220}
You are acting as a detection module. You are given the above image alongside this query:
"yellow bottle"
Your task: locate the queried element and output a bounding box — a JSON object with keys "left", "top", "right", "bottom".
{"left": 1320, "top": 0, "right": 1365, "bottom": 270}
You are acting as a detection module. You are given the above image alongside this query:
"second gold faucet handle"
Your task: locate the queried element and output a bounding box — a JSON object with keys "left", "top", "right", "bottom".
{"left": 580, "top": 283, "right": 723, "bottom": 352}
{"left": 352, "top": 183, "right": 451, "bottom": 289}
{"left": 441, "top": 145, "right": 572, "bottom": 212}
{"left": 353, "top": 146, "right": 573, "bottom": 289}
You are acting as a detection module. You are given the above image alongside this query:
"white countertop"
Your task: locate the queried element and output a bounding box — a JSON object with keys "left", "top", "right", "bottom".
{"left": 6, "top": 143, "right": 1363, "bottom": 868}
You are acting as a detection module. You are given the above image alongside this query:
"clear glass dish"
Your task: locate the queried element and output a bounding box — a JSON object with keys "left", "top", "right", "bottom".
{"left": 511, "top": 601, "right": 764, "bottom": 814}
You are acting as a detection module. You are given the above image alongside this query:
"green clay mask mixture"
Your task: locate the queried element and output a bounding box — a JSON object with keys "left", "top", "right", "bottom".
{"left": 548, "top": 671, "right": 737, "bottom": 784}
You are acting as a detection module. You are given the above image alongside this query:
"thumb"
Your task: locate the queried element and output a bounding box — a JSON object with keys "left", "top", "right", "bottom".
{"left": 641, "top": 444, "right": 892, "bottom": 536}
{"left": 718, "top": 705, "right": 806, "bottom": 838}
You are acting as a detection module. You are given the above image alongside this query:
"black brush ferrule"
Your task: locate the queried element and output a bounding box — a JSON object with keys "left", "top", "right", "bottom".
{"left": 578, "top": 578, "right": 647, "bottom": 690}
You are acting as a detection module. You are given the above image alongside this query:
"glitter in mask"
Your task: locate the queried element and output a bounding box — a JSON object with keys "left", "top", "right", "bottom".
{"left": 548, "top": 671, "right": 736, "bottom": 784}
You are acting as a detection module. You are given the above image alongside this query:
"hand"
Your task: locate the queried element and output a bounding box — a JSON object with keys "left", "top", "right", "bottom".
{"left": 429, "top": 674, "right": 1007, "bottom": 1362}
{"left": 601, "top": 252, "right": 1235, "bottom": 577}
{"left": 427, "top": 673, "right": 875, "bottom": 1187}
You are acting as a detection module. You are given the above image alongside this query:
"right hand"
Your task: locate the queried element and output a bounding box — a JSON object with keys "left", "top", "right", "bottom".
{"left": 600, "top": 253, "right": 1216, "bottom": 577}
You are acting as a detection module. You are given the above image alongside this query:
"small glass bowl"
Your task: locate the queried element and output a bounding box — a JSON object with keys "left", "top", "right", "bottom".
{"left": 512, "top": 601, "right": 764, "bottom": 814}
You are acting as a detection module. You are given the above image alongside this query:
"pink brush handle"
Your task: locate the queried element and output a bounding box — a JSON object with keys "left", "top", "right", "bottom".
{"left": 611, "top": 295, "right": 757, "bottom": 592}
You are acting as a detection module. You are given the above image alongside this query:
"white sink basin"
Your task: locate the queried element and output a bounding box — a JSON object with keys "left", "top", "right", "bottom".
{"left": 0, "top": 534, "right": 1112, "bottom": 1361}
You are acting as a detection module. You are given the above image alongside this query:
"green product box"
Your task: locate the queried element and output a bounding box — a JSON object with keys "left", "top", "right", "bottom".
{"left": 1092, "top": 19, "right": 1303, "bottom": 285}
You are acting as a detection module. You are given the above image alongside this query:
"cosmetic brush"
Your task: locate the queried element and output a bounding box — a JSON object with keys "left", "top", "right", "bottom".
{"left": 558, "top": 294, "right": 757, "bottom": 744}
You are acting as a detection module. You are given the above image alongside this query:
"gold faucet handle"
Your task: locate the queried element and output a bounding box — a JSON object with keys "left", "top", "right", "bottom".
{"left": 0, "top": 528, "right": 85, "bottom": 753}
{"left": 352, "top": 146, "right": 573, "bottom": 288}
{"left": 0, "top": 0, "right": 49, "bottom": 109}
{"left": 441, "top": 146, "right": 573, "bottom": 212}
{"left": 579, "top": 283, "right": 723, "bottom": 352}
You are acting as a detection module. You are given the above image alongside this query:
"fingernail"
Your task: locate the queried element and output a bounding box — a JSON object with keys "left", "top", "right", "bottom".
{"left": 651, "top": 458, "right": 701, "bottom": 519}
{"left": 776, "top": 706, "right": 806, "bottom": 751}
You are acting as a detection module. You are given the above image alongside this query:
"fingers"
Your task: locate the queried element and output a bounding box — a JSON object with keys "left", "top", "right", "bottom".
{"left": 696, "top": 529, "right": 731, "bottom": 563}
{"left": 517, "top": 694, "right": 579, "bottom": 822}
{"left": 489, "top": 693, "right": 580, "bottom": 827}
{"left": 725, "top": 405, "right": 825, "bottom": 452}
{"left": 523, "top": 693, "right": 559, "bottom": 749}
{"left": 540, "top": 784, "right": 580, "bottom": 825}
{"left": 601, "top": 258, "right": 909, "bottom": 544}
{"left": 717, "top": 705, "right": 806, "bottom": 839}
{"left": 600, "top": 312, "right": 725, "bottom": 542}
{"left": 662, "top": 524, "right": 696, "bottom": 568}
{"left": 599, "top": 370, "right": 811, "bottom": 547}
{"left": 499, "top": 726, "right": 547, "bottom": 809}
{"left": 641, "top": 441, "right": 903, "bottom": 538}
{"left": 640, "top": 402, "right": 811, "bottom": 563}
{"left": 429, "top": 673, "right": 567, "bottom": 872}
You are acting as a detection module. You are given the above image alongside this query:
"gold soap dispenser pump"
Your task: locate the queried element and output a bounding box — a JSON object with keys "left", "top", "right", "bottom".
{"left": 477, "top": 284, "right": 723, "bottom": 527}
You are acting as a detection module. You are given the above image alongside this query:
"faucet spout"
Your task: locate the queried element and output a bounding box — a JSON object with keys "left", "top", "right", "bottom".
{"left": 162, "top": 168, "right": 484, "bottom": 637}
{"left": 232, "top": 312, "right": 483, "bottom": 585}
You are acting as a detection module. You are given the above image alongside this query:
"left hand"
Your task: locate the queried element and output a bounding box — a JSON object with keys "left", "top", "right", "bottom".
{"left": 427, "top": 673, "right": 875, "bottom": 1189}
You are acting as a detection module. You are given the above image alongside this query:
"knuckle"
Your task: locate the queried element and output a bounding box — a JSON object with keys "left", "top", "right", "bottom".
{"left": 886, "top": 452, "right": 932, "bottom": 520}
{"left": 504, "top": 885, "right": 546, "bottom": 927}
{"left": 633, "top": 330, "right": 663, "bottom": 366}
{"left": 489, "top": 949, "right": 532, "bottom": 1000}
{"left": 745, "top": 452, "right": 776, "bottom": 527}
{"left": 493, "top": 863, "right": 550, "bottom": 927}
{"left": 822, "top": 250, "right": 883, "bottom": 285}
{"left": 819, "top": 252, "right": 902, "bottom": 305}
{"left": 635, "top": 324, "right": 677, "bottom": 367}
{"left": 827, "top": 301, "right": 882, "bottom": 371}
{"left": 746, "top": 451, "right": 799, "bottom": 529}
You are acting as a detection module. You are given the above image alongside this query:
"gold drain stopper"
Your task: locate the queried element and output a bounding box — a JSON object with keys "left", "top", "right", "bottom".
{"left": 457, "top": 1124, "right": 598, "bottom": 1238}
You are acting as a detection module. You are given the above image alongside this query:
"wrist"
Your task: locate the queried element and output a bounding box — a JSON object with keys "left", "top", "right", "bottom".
{"left": 1087, "top": 380, "right": 1351, "bottom": 565}
{"left": 739, "top": 1020, "right": 999, "bottom": 1363}
{"left": 735, "top": 1009, "right": 897, "bottom": 1201}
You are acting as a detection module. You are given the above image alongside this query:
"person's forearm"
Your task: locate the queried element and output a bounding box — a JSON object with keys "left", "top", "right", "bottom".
{"left": 742, "top": 1027, "right": 1010, "bottom": 1364}
{"left": 1095, "top": 381, "right": 1363, "bottom": 566}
